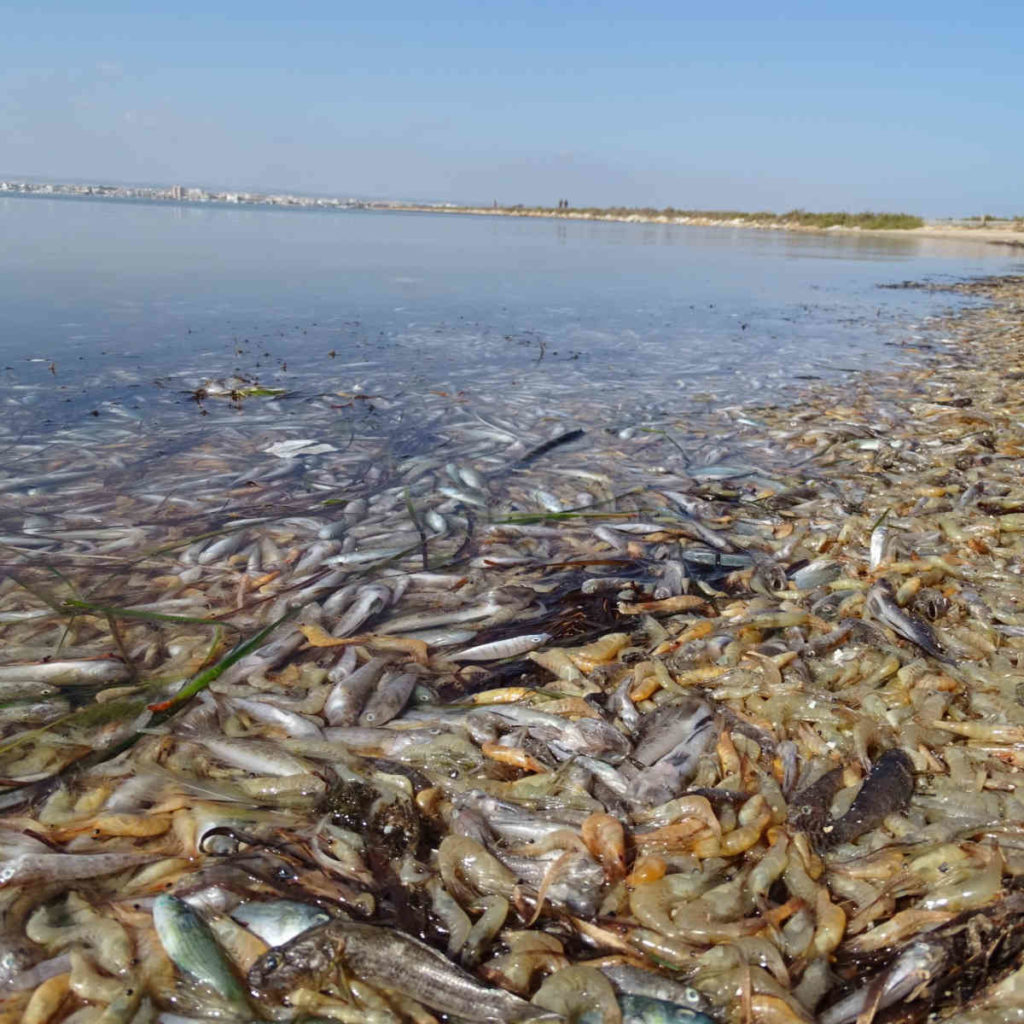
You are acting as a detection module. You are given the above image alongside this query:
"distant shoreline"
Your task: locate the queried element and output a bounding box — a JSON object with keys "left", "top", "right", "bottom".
{"left": 3, "top": 179, "right": 1022, "bottom": 247}
{"left": 389, "top": 203, "right": 1024, "bottom": 248}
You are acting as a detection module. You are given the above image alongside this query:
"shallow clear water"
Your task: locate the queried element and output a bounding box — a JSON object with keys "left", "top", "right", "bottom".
{"left": 0, "top": 193, "right": 1019, "bottom": 442}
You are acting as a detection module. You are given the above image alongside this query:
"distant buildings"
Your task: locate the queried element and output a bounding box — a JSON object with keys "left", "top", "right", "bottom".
{"left": 0, "top": 179, "right": 376, "bottom": 212}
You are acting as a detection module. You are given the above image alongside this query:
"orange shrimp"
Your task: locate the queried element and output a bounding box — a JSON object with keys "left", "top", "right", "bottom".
{"left": 581, "top": 813, "right": 627, "bottom": 881}
{"left": 480, "top": 740, "right": 547, "bottom": 773}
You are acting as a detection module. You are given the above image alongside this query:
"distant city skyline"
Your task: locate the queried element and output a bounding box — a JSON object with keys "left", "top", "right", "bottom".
{"left": 2, "top": 1, "right": 1022, "bottom": 217}
{"left": 0, "top": 173, "right": 434, "bottom": 207}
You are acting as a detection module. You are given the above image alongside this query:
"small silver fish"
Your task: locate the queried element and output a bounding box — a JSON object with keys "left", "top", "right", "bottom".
{"left": 183, "top": 734, "right": 315, "bottom": 777}
{"left": 451, "top": 633, "right": 551, "bottom": 662}
{"left": 868, "top": 523, "right": 891, "bottom": 570}
{"left": 866, "top": 580, "right": 952, "bottom": 663}
{"left": 819, "top": 939, "right": 946, "bottom": 1024}
{"left": 789, "top": 558, "right": 842, "bottom": 590}
{"left": 0, "top": 660, "right": 130, "bottom": 685}
{"left": 230, "top": 900, "right": 332, "bottom": 947}
{"left": 598, "top": 962, "right": 710, "bottom": 1013}
{"left": 196, "top": 530, "right": 251, "bottom": 565}
{"left": 223, "top": 697, "right": 324, "bottom": 739}
{"left": 324, "top": 655, "right": 388, "bottom": 726}
{"left": 359, "top": 670, "right": 417, "bottom": 725}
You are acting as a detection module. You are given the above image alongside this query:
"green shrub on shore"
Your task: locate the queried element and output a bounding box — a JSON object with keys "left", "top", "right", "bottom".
{"left": 496, "top": 205, "right": 924, "bottom": 229}
{"left": 779, "top": 209, "right": 924, "bottom": 229}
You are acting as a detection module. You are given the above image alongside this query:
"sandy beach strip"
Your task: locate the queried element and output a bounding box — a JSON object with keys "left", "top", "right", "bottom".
{"left": 390, "top": 203, "right": 1024, "bottom": 248}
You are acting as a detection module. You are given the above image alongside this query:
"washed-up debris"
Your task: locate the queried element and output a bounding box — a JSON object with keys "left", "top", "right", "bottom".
{"left": 2, "top": 277, "right": 1024, "bottom": 1023}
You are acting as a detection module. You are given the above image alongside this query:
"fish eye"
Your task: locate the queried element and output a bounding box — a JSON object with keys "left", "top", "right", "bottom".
{"left": 262, "top": 953, "right": 280, "bottom": 971}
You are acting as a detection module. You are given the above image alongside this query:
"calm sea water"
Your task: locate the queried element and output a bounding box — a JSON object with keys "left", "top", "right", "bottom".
{"left": 1, "top": 194, "right": 1019, "bottom": 441}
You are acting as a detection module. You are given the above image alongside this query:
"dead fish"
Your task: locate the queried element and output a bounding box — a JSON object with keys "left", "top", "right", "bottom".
{"left": 788, "top": 766, "right": 845, "bottom": 843}
{"left": 619, "top": 993, "right": 716, "bottom": 1024}
{"left": 196, "top": 530, "right": 251, "bottom": 565}
{"left": 153, "top": 894, "right": 250, "bottom": 1009}
{"left": 377, "top": 595, "right": 519, "bottom": 635}
{"left": 598, "top": 962, "right": 710, "bottom": 1014}
{"left": 0, "top": 851, "right": 160, "bottom": 887}
{"left": 358, "top": 670, "right": 418, "bottom": 726}
{"left": 868, "top": 522, "right": 891, "bottom": 570}
{"left": 325, "top": 655, "right": 389, "bottom": 726}
{"left": 230, "top": 899, "right": 333, "bottom": 947}
{"left": 821, "top": 748, "right": 915, "bottom": 848}
{"left": 818, "top": 939, "right": 946, "bottom": 1024}
{"left": 0, "top": 659, "right": 131, "bottom": 685}
{"left": 789, "top": 558, "right": 842, "bottom": 590}
{"left": 627, "top": 698, "right": 717, "bottom": 805}
{"left": 248, "top": 919, "right": 559, "bottom": 1021}
{"left": 223, "top": 696, "right": 324, "bottom": 739}
{"left": 451, "top": 633, "right": 551, "bottom": 662}
{"left": 866, "top": 580, "right": 952, "bottom": 663}
{"left": 180, "top": 733, "right": 316, "bottom": 777}
{"left": 631, "top": 698, "right": 716, "bottom": 771}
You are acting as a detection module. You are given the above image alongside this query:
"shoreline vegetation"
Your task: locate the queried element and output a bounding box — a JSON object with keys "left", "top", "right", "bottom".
{"left": 394, "top": 202, "right": 1024, "bottom": 247}
{"left": 3, "top": 177, "right": 1024, "bottom": 246}
{"left": 404, "top": 204, "right": 929, "bottom": 231}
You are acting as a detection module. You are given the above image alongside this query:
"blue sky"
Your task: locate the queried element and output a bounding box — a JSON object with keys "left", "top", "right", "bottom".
{"left": 1, "top": 1, "right": 1021, "bottom": 215}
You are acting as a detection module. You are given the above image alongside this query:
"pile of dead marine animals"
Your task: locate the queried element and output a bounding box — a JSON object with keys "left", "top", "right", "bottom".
{"left": 3, "top": 279, "right": 1024, "bottom": 1024}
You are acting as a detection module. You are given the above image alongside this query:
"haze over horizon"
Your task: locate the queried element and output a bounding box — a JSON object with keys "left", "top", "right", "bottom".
{"left": 2, "top": 0, "right": 1021, "bottom": 218}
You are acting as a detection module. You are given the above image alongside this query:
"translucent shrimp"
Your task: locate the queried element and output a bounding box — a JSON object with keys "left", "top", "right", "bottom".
{"left": 531, "top": 965, "right": 622, "bottom": 1024}
{"left": 437, "top": 836, "right": 518, "bottom": 905}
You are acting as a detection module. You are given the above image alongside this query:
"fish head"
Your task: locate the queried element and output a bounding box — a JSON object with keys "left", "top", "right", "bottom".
{"left": 571, "top": 717, "right": 633, "bottom": 762}
{"left": 247, "top": 924, "right": 343, "bottom": 1001}
{"left": 627, "top": 761, "right": 686, "bottom": 808}
{"left": 631, "top": 697, "right": 715, "bottom": 769}
{"left": 891, "top": 939, "right": 947, "bottom": 992}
